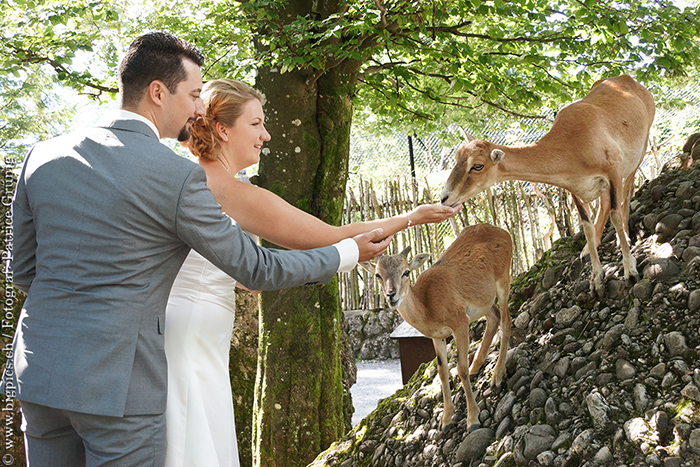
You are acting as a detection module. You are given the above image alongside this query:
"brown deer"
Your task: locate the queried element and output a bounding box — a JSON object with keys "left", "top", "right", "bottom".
{"left": 361, "top": 224, "right": 512, "bottom": 431}
{"left": 440, "top": 75, "right": 655, "bottom": 298}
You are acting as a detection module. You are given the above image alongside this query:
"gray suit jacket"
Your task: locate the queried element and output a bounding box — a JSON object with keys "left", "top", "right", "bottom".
{"left": 7, "top": 118, "right": 340, "bottom": 417}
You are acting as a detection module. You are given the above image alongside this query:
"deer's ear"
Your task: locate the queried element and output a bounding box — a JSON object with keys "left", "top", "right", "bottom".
{"left": 491, "top": 149, "right": 505, "bottom": 163}
{"left": 359, "top": 261, "right": 376, "bottom": 274}
{"left": 409, "top": 253, "right": 430, "bottom": 271}
{"left": 399, "top": 246, "right": 411, "bottom": 257}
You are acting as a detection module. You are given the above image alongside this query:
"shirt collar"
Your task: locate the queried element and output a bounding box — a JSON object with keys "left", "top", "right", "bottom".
{"left": 105, "top": 109, "right": 161, "bottom": 139}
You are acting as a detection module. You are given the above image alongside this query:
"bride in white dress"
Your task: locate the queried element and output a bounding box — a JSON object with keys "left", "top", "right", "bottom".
{"left": 163, "top": 79, "right": 460, "bottom": 467}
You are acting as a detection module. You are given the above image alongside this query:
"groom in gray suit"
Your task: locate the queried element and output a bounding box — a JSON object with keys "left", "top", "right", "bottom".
{"left": 5, "top": 32, "right": 391, "bottom": 466}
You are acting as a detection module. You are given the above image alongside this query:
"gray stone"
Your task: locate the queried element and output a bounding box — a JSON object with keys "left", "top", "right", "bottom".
{"left": 552, "top": 356, "right": 570, "bottom": 379}
{"left": 682, "top": 246, "right": 700, "bottom": 262}
{"left": 542, "top": 267, "right": 558, "bottom": 289}
{"left": 693, "top": 212, "right": 700, "bottom": 233}
{"left": 599, "top": 323, "right": 627, "bottom": 351}
{"left": 643, "top": 212, "right": 659, "bottom": 231}
{"left": 689, "top": 289, "right": 700, "bottom": 312}
{"left": 574, "top": 361, "right": 596, "bottom": 380}
{"left": 616, "top": 359, "right": 636, "bottom": 380}
{"left": 690, "top": 429, "right": 700, "bottom": 454}
{"left": 663, "top": 457, "right": 683, "bottom": 467}
{"left": 555, "top": 305, "right": 581, "bottom": 327}
{"left": 455, "top": 428, "right": 493, "bottom": 462}
{"left": 593, "top": 446, "right": 613, "bottom": 465}
{"left": 624, "top": 417, "right": 650, "bottom": 443}
{"left": 513, "top": 310, "right": 530, "bottom": 329}
{"left": 522, "top": 425, "right": 555, "bottom": 460}
{"left": 631, "top": 279, "right": 654, "bottom": 299}
{"left": 606, "top": 279, "right": 626, "bottom": 299}
{"left": 681, "top": 383, "right": 700, "bottom": 402}
{"left": 586, "top": 391, "right": 610, "bottom": 429}
{"left": 494, "top": 392, "right": 517, "bottom": 424}
{"left": 643, "top": 257, "right": 680, "bottom": 280}
{"left": 551, "top": 432, "right": 571, "bottom": 451}
{"left": 649, "top": 363, "right": 666, "bottom": 378}
{"left": 656, "top": 213, "right": 684, "bottom": 238}
{"left": 421, "top": 443, "right": 438, "bottom": 460}
{"left": 664, "top": 331, "right": 688, "bottom": 357}
{"left": 650, "top": 411, "right": 670, "bottom": 437}
{"left": 529, "top": 388, "right": 547, "bottom": 408}
{"left": 633, "top": 383, "right": 649, "bottom": 412}
{"left": 572, "top": 428, "right": 595, "bottom": 455}
{"left": 544, "top": 397, "right": 559, "bottom": 425}
{"left": 676, "top": 181, "right": 696, "bottom": 200}
{"left": 536, "top": 450, "right": 555, "bottom": 466}
{"left": 495, "top": 416, "right": 513, "bottom": 439}
{"left": 624, "top": 307, "right": 640, "bottom": 328}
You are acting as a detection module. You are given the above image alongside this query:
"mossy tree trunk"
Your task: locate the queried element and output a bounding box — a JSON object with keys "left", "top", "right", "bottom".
{"left": 229, "top": 289, "right": 260, "bottom": 467}
{"left": 251, "top": 44, "right": 361, "bottom": 467}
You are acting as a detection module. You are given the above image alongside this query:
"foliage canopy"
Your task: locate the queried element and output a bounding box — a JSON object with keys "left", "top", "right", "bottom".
{"left": 2, "top": 0, "right": 699, "bottom": 141}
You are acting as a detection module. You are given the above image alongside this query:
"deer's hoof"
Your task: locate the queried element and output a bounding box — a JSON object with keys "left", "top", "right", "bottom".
{"left": 440, "top": 420, "right": 457, "bottom": 432}
{"left": 591, "top": 275, "right": 605, "bottom": 299}
{"left": 467, "top": 422, "right": 481, "bottom": 433}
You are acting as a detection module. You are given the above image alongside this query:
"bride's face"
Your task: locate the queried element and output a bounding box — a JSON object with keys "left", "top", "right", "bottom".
{"left": 223, "top": 99, "right": 271, "bottom": 171}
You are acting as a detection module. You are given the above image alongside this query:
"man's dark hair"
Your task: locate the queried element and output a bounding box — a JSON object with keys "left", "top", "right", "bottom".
{"left": 118, "top": 32, "right": 205, "bottom": 108}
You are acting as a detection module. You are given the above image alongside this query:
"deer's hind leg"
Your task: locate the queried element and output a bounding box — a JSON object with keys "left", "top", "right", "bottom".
{"left": 432, "top": 337, "right": 454, "bottom": 430}
{"left": 573, "top": 195, "right": 605, "bottom": 298}
{"left": 493, "top": 275, "right": 511, "bottom": 388}
{"left": 609, "top": 178, "right": 639, "bottom": 283}
{"left": 469, "top": 305, "right": 499, "bottom": 376}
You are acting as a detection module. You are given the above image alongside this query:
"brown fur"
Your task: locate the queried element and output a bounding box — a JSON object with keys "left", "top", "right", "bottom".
{"left": 440, "top": 75, "right": 655, "bottom": 297}
{"left": 361, "top": 224, "right": 513, "bottom": 430}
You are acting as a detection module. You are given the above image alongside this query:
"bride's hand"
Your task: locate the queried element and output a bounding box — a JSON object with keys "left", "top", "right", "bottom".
{"left": 409, "top": 204, "right": 462, "bottom": 225}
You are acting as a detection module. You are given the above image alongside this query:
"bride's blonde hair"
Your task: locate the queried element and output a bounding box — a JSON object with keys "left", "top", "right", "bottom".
{"left": 188, "top": 79, "right": 266, "bottom": 160}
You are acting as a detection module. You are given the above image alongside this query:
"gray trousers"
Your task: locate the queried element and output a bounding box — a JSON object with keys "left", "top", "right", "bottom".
{"left": 20, "top": 400, "right": 166, "bottom": 467}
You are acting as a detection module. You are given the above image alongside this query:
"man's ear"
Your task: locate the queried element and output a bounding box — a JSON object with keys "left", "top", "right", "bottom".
{"left": 147, "top": 80, "right": 167, "bottom": 106}
{"left": 359, "top": 261, "right": 376, "bottom": 274}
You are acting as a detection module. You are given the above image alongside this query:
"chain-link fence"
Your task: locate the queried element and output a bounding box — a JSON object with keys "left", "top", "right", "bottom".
{"left": 340, "top": 84, "right": 700, "bottom": 311}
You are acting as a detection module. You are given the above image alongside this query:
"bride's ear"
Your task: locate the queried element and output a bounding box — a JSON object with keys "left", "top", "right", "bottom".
{"left": 215, "top": 122, "right": 229, "bottom": 142}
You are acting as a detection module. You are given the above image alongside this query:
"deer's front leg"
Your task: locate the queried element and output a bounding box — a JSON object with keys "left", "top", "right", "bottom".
{"left": 432, "top": 337, "right": 454, "bottom": 430}
{"left": 452, "top": 325, "right": 480, "bottom": 432}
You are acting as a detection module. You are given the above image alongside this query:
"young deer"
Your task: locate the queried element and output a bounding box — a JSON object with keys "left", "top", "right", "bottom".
{"left": 361, "top": 224, "right": 512, "bottom": 431}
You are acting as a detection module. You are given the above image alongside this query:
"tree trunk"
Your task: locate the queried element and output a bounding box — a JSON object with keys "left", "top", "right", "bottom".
{"left": 229, "top": 290, "right": 259, "bottom": 467}
{"left": 251, "top": 55, "right": 360, "bottom": 466}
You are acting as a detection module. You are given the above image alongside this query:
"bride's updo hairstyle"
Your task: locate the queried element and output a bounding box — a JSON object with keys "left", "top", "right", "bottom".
{"left": 188, "top": 79, "right": 265, "bottom": 160}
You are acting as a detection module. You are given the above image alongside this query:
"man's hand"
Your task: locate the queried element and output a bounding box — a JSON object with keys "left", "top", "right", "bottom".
{"left": 353, "top": 228, "right": 393, "bottom": 262}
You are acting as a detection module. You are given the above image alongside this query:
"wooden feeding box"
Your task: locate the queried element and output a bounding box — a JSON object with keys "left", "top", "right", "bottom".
{"left": 390, "top": 321, "right": 437, "bottom": 385}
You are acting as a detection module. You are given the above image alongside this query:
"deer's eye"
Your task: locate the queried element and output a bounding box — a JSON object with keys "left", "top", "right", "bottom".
{"left": 470, "top": 164, "right": 484, "bottom": 172}
{"left": 402, "top": 270, "right": 410, "bottom": 278}
{"left": 375, "top": 274, "right": 382, "bottom": 280}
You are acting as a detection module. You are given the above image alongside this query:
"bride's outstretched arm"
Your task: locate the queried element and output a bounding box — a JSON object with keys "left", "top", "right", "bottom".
{"left": 204, "top": 165, "right": 459, "bottom": 250}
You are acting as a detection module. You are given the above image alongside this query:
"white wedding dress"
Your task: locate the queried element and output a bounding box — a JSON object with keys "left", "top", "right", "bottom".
{"left": 164, "top": 248, "right": 240, "bottom": 467}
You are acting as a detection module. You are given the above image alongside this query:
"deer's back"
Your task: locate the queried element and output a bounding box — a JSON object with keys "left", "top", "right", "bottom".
{"left": 412, "top": 224, "right": 511, "bottom": 308}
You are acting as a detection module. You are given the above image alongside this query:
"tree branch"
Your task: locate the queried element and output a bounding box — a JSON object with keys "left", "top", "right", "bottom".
{"left": 8, "top": 44, "right": 117, "bottom": 95}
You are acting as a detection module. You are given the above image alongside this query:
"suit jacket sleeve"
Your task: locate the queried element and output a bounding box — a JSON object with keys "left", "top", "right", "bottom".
{"left": 174, "top": 166, "right": 340, "bottom": 290}
{"left": 11, "top": 158, "right": 36, "bottom": 293}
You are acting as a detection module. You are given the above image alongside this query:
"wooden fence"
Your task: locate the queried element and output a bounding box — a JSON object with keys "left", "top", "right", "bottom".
{"left": 338, "top": 175, "right": 582, "bottom": 311}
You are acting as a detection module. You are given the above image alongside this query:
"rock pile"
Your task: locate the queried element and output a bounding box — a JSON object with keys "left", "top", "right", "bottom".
{"left": 346, "top": 309, "right": 402, "bottom": 360}
{"left": 311, "top": 160, "right": 700, "bottom": 467}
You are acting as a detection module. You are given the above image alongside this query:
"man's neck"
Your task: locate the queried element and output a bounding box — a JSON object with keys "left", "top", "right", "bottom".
{"left": 117, "top": 108, "right": 161, "bottom": 139}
